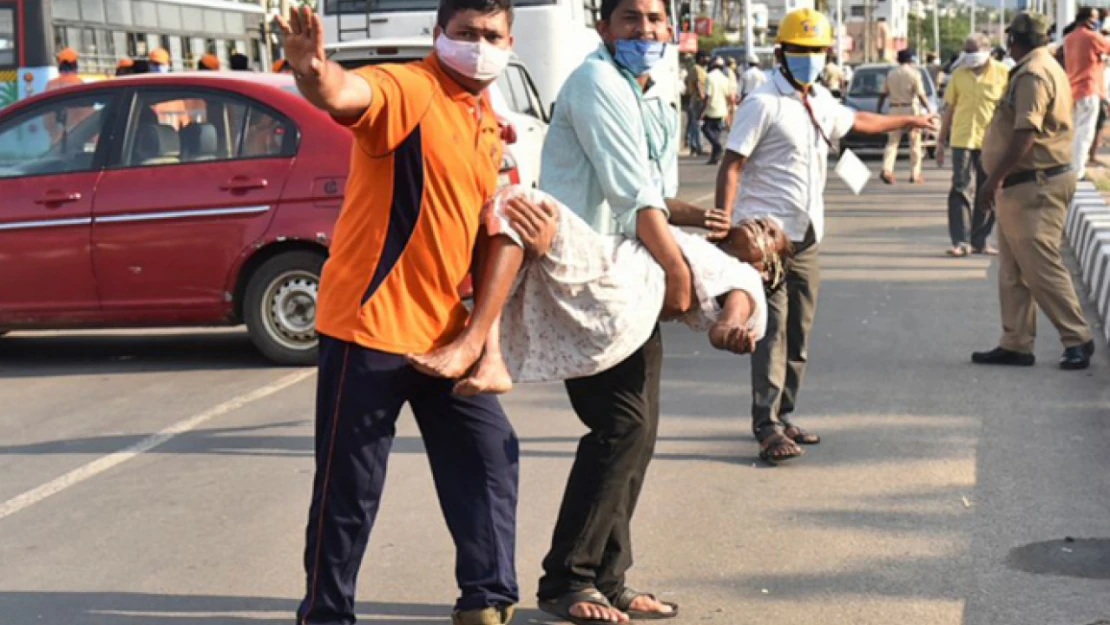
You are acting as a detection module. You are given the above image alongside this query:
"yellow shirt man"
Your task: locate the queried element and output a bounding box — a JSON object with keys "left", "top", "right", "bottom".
{"left": 944, "top": 59, "right": 1009, "bottom": 150}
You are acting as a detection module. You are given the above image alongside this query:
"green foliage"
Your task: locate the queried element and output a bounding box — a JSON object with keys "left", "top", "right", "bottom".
{"left": 0, "top": 80, "right": 17, "bottom": 108}
{"left": 908, "top": 9, "right": 1013, "bottom": 62}
{"left": 699, "top": 23, "right": 731, "bottom": 55}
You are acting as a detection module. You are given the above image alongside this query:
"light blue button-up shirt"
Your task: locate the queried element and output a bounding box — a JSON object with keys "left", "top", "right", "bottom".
{"left": 539, "top": 44, "right": 679, "bottom": 237}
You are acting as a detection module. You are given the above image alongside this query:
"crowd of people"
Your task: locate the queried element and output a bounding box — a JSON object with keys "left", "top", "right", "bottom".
{"left": 43, "top": 45, "right": 293, "bottom": 88}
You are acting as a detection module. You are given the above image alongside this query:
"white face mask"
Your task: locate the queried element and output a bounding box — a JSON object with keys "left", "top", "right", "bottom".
{"left": 965, "top": 51, "right": 990, "bottom": 68}
{"left": 435, "top": 34, "right": 510, "bottom": 82}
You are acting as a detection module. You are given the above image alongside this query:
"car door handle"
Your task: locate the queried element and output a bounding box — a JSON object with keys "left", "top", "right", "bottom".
{"left": 34, "top": 190, "right": 82, "bottom": 205}
{"left": 220, "top": 177, "right": 268, "bottom": 192}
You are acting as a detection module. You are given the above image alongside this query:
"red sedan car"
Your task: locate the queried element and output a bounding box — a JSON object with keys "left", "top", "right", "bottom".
{"left": 0, "top": 72, "right": 515, "bottom": 364}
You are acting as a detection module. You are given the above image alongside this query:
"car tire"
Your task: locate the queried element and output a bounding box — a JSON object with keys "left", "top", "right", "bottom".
{"left": 244, "top": 251, "right": 325, "bottom": 366}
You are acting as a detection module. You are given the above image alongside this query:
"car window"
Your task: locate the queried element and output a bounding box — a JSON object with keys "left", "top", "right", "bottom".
{"left": 848, "top": 68, "right": 890, "bottom": 97}
{"left": 0, "top": 94, "right": 112, "bottom": 179}
{"left": 497, "top": 64, "right": 543, "bottom": 120}
{"left": 123, "top": 89, "right": 294, "bottom": 167}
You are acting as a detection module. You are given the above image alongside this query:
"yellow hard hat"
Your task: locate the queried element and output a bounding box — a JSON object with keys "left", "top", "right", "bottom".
{"left": 776, "top": 8, "right": 833, "bottom": 48}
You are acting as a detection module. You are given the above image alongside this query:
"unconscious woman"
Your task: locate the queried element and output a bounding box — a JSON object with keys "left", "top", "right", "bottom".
{"left": 408, "top": 185, "right": 793, "bottom": 397}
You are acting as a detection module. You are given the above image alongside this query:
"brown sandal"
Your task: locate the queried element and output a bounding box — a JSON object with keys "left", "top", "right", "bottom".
{"left": 759, "top": 433, "right": 804, "bottom": 465}
{"left": 783, "top": 425, "right": 821, "bottom": 445}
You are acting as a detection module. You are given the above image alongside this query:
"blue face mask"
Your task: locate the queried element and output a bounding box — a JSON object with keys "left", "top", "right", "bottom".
{"left": 613, "top": 39, "right": 667, "bottom": 76}
{"left": 784, "top": 52, "right": 825, "bottom": 86}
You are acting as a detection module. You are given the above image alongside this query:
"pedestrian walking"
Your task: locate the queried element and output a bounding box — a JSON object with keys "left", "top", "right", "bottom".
{"left": 936, "top": 33, "right": 1008, "bottom": 257}
{"left": 276, "top": 1, "right": 534, "bottom": 623}
{"left": 703, "top": 56, "right": 730, "bottom": 164}
{"left": 878, "top": 49, "right": 931, "bottom": 184}
{"left": 740, "top": 54, "right": 766, "bottom": 101}
{"left": 973, "top": 11, "right": 1096, "bottom": 371}
{"left": 530, "top": 0, "right": 730, "bottom": 619}
{"left": 726, "top": 57, "right": 740, "bottom": 125}
{"left": 1062, "top": 6, "right": 1110, "bottom": 179}
{"left": 196, "top": 53, "right": 220, "bottom": 71}
{"left": 148, "top": 47, "right": 171, "bottom": 73}
{"left": 45, "top": 48, "right": 82, "bottom": 92}
{"left": 822, "top": 53, "right": 844, "bottom": 98}
{"left": 716, "top": 8, "right": 936, "bottom": 465}
{"left": 925, "top": 52, "right": 945, "bottom": 92}
{"left": 684, "top": 53, "right": 708, "bottom": 156}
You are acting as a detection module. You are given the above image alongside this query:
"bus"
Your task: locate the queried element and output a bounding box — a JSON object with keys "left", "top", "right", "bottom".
{"left": 1, "top": 0, "right": 271, "bottom": 110}
{"left": 317, "top": 0, "right": 681, "bottom": 110}
{"left": 1, "top": 0, "right": 51, "bottom": 107}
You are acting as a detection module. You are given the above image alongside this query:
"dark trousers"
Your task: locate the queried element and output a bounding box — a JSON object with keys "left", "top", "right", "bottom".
{"left": 538, "top": 327, "right": 663, "bottom": 602}
{"left": 685, "top": 102, "right": 704, "bottom": 154}
{"left": 751, "top": 231, "right": 820, "bottom": 440}
{"left": 702, "top": 117, "right": 725, "bottom": 162}
{"left": 297, "top": 335, "right": 520, "bottom": 625}
{"left": 947, "top": 148, "right": 995, "bottom": 249}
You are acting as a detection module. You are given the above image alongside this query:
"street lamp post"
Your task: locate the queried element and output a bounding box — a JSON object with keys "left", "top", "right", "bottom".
{"left": 933, "top": 0, "right": 941, "bottom": 58}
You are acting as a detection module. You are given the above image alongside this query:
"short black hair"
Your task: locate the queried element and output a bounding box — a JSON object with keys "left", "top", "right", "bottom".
{"left": 230, "top": 53, "right": 250, "bottom": 70}
{"left": 601, "top": 0, "right": 669, "bottom": 22}
{"left": 1078, "top": 6, "right": 1099, "bottom": 22}
{"left": 436, "top": 0, "right": 514, "bottom": 29}
{"left": 59, "top": 60, "right": 77, "bottom": 72}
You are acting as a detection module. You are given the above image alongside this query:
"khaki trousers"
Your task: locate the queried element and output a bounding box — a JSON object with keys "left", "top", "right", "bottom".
{"left": 882, "top": 104, "right": 922, "bottom": 178}
{"left": 995, "top": 173, "right": 1092, "bottom": 353}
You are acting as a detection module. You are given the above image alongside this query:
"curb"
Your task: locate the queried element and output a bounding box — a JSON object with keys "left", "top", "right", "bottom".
{"left": 1066, "top": 181, "right": 1110, "bottom": 341}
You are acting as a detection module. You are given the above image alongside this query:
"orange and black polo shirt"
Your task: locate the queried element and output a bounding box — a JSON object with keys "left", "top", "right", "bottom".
{"left": 316, "top": 54, "right": 503, "bottom": 354}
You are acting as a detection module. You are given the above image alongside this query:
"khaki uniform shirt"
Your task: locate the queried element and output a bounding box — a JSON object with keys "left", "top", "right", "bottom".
{"left": 981, "top": 47, "right": 1073, "bottom": 175}
{"left": 882, "top": 63, "right": 926, "bottom": 112}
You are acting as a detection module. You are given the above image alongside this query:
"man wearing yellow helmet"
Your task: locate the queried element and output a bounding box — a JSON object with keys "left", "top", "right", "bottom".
{"left": 715, "top": 8, "right": 937, "bottom": 465}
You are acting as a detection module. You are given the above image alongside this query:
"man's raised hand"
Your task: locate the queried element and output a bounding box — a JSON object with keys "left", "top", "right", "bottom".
{"left": 275, "top": 6, "right": 327, "bottom": 82}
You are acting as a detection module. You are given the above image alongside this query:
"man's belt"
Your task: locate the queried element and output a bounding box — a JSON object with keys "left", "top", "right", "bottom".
{"left": 1002, "top": 164, "right": 1073, "bottom": 188}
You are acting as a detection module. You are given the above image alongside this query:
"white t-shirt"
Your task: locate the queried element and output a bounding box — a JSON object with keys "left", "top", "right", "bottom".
{"left": 726, "top": 69, "right": 856, "bottom": 242}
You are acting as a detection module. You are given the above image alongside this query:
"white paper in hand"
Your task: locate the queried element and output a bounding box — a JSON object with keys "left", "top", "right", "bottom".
{"left": 835, "top": 148, "right": 871, "bottom": 195}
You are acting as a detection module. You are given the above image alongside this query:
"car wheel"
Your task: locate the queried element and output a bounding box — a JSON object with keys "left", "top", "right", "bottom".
{"left": 244, "top": 251, "right": 324, "bottom": 366}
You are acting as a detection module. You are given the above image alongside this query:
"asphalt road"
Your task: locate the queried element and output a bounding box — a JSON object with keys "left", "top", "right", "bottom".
{"left": 1, "top": 154, "right": 1108, "bottom": 625}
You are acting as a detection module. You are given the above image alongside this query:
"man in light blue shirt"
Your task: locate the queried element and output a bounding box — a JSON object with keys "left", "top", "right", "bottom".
{"left": 534, "top": 0, "right": 727, "bottom": 622}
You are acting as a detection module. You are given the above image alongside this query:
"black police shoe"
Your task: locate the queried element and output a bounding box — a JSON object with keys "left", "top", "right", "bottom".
{"left": 1060, "top": 340, "right": 1096, "bottom": 370}
{"left": 971, "top": 346, "right": 1035, "bottom": 366}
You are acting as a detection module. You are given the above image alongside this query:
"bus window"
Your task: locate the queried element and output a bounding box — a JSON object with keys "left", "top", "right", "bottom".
{"left": 0, "top": 7, "right": 15, "bottom": 68}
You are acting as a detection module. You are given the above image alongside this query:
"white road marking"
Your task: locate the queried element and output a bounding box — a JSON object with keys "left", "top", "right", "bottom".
{"left": 0, "top": 369, "right": 315, "bottom": 521}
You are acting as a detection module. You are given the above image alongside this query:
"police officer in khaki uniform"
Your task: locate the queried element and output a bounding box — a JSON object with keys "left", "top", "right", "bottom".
{"left": 878, "top": 50, "right": 931, "bottom": 184}
{"left": 973, "top": 11, "right": 1096, "bottom": 370}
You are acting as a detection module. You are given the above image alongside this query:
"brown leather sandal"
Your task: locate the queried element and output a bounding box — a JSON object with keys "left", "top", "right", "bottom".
{"left": 784, "top": 425, "right": 821, "bottom": 445}
{"left": 759, "top": 433, "right": 804, "bottom": 465}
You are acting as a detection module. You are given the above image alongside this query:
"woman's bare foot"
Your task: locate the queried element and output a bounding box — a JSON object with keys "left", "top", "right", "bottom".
{"left": 407, "top": 337, "right": 483, "bottom": 380}
{"left": 454, "top": 351, "right": 513, "bottom": 396}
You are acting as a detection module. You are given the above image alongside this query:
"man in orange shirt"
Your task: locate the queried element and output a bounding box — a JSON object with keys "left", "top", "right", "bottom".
{"left": 277, "top": 2, "right": 552, "bottom": 624}
{"left": 1063, "top": 6, "right": 1110, "bottom": 178}
{"left": 45, "top": 48, "right": 83, "bottom": 91}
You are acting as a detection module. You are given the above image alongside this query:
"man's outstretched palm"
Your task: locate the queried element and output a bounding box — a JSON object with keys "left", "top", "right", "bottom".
{"left": 275, "top": 6, "right": 327, "bottom": 80}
